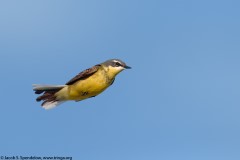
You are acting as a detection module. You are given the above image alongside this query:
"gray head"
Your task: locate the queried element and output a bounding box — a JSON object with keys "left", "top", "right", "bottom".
{"left": 102, "top": 59, "right": 131, "bottom": 69}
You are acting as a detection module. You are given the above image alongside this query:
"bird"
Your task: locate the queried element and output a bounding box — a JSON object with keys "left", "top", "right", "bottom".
{"left": 33, "top": 59, "right": 131, "bottom": 110}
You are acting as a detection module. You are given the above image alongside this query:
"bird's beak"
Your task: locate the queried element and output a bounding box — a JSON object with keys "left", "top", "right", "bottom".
{"left": 124, "top": 65, "right": 131, "bottom": 69}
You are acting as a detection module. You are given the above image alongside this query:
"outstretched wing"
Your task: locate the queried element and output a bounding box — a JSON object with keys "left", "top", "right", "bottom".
{"left": 66, "top": 65, "right": 100, "bottom": 85}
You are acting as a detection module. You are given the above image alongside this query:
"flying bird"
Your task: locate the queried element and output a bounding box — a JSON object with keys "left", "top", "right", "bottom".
{"left": 33, "top": 59, "right": 131, "bottom": 109}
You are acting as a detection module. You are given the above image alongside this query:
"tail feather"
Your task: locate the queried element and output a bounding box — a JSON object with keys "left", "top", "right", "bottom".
{"left": 33, "top": 84, "right": 66, "bottom": 109}
{"left": 42, "top": 100, "right": 66, "bottom": 110}
{"left": 36, "top": 91, "right": 56, "bottom": 102}
{"left": 33, "top": 84, "right": 67, "bottom": 91}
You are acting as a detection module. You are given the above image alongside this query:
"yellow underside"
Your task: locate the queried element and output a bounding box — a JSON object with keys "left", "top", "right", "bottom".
{"left": 55, "top": 68, "right": 112, "bottom": 101}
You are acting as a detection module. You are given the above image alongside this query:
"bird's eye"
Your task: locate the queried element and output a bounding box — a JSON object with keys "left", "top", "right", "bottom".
{"left": 115, "top": 62, "right": 121, "bottom": 67}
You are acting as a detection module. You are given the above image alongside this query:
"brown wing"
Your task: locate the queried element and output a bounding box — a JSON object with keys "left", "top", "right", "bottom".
{"left": 65, "top": 65, "right": 100, "bottom": 85}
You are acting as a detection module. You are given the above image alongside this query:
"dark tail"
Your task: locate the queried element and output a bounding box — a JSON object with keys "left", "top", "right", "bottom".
{"left": 33, "top": 84, "right": 66, "bottom": 109}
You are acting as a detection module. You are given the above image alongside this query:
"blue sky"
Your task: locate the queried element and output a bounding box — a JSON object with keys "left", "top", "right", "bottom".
{"left": 0, "top": 0, "right": 240, "bottom": 159}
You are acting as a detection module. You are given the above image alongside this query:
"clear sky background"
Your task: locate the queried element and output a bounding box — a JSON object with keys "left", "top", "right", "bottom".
{"left": 0, "top": 0, "right": 240, "bottom": 159}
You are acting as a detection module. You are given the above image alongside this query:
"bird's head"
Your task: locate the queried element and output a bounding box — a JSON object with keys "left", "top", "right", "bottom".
{"left": 102, "top": 59, "right": 131, "bottom": 78}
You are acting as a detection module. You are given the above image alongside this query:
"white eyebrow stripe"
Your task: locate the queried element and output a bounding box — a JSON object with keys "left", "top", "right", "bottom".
{"left": 112, "top": 60, "right": 123, "bottom": 65}
{"left": 113, "top": 60, "right": 119, "bottom": 63}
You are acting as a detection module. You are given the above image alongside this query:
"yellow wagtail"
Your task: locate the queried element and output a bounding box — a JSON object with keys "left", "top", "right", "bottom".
{"left": 33, "top": 59, "right": 131, "bottom": 109}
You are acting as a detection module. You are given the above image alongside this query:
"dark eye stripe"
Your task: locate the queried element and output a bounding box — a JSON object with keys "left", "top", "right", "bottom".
{"left": 115, "top": 62, "right": 122, "bottom": 66}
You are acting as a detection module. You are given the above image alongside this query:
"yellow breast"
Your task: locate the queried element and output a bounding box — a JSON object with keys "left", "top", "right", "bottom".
{"left": 67, "top": 68, "right": 111, "bottom": 101}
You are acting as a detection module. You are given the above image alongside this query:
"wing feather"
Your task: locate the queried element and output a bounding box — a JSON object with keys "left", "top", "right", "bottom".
{"left": 65, "top": 65, "right": 100, "bottom": 85}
